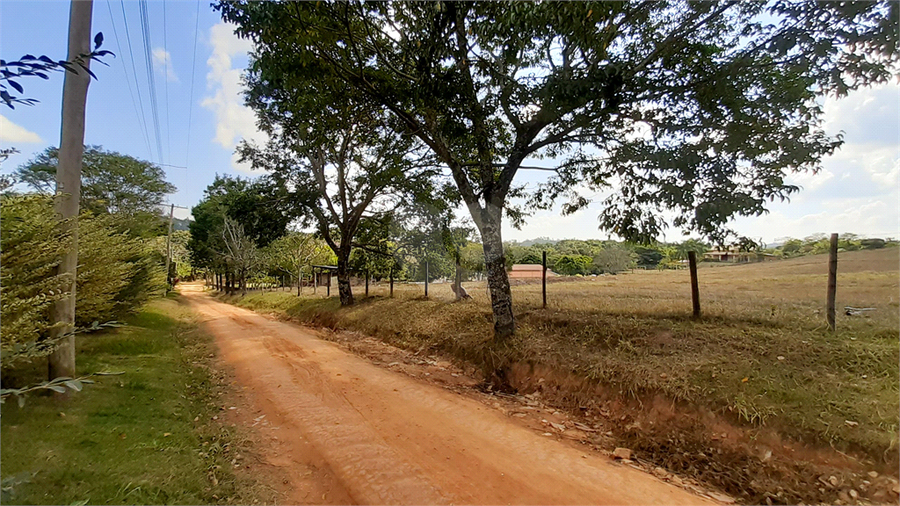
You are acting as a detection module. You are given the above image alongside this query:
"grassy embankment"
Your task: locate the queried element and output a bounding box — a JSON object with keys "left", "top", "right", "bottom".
{"left": 1, "top": 295, "right": 267, "bottom": 505}
{"left": 226, "top": 248, "right": 899, "bottom": 462}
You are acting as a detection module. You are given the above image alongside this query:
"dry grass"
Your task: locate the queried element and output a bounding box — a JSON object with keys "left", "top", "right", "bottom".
{"left": 228, "top": 248, "right": 899, "bottom": 462}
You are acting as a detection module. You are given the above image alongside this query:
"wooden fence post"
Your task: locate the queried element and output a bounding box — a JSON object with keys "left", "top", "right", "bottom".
{"left": 455, "top": 258, "right": 462, "bottom": 301}
{"left": 688, "top": 251, "right": 700, "bottom": 318}
{"left": 827, "top": 233, "right": 838, "bottom": 331}
{"left": 542, "top": 250, "right": 547, "bottom": 309}
{"left": 424, "top": 261, "right": 429, "bottom": 298}
{"left": 389, "top": 266, "right": 394, "bottom": 297}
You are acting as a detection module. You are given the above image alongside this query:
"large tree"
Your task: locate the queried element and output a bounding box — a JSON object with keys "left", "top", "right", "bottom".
{"left": 188, "top": 174, "right": 291, "bottom": 292}
{"left": 219, "top": 1, "right": 897, "bottom": 340}
{"left": 237, "top": 100, "right": 447, "bottom": 305}
{"left": 15, "top": 146, "right": 175, "bottom": 216}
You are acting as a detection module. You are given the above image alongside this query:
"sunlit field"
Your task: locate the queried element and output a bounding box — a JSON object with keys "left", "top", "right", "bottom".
{"left": 230, "top": 248, "right": 899, "bottom": 460}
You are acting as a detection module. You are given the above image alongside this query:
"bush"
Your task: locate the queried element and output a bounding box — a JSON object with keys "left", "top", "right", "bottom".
{"left": 0, "top": 196, "right": 165, "bottom": 367}
{"left": 76, "top": 213, "right": 166, "bottom": 326}
{"left": 0, "top": 195, "right": 72, "bottom": 367}
{"left": 554, "top": 255, "right": 593, "bottom": 276}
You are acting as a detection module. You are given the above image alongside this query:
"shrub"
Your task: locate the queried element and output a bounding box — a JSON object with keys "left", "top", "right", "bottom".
{"left": 0, "top": 196, "right": 165, "bottom": 367}
{"left": 76, "top": 212, "right": 166, "bottom": 325}
{"left": 0, "top": 194, "right": 72, "bottom": 367}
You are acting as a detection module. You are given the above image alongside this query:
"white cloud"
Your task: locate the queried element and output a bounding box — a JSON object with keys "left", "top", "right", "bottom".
{"left": 201, "top": 22, "right": 267, "bottom": 174}
{"left": 0, "top": 115, "right": 42, "bottom": 144}
{"left": 152, "top": 48, "right": 179, "bottom": 82}
{"left": 786, "top": 168, "right": 834, "bottom": 192}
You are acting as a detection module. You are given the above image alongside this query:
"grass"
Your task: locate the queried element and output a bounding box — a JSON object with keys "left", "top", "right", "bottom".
{"left": 0, "top": 295, "right": 268, "bottom": 505}
{"left": 226, "top": 248, "right": 899, "bottom": 463}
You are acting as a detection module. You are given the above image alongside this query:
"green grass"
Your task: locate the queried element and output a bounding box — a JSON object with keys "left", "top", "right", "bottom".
{"left": 225, "top": 248, "right": 899, "bottom": 463}
{"left": 0, "top": 296, "right": 266, "bottom": 505}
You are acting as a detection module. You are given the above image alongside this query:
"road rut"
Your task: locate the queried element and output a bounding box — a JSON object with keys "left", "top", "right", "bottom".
{"left": 183, "top": 286, "right": 715, "bottom": 505}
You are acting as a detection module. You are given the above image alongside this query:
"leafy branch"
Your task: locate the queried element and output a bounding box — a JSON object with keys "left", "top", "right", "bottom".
{"left": 0, "top": 371, "right": 125, "bottom": 407}
{"left": 0, "top": 32, "right": 113, "bottom": 109}
{"left": 1, "top": 320, "right": 124, "bottom": 369}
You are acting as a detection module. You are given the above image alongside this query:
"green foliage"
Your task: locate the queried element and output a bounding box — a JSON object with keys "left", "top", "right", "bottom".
{"left": 0, "top": 194, "right": 71, "bottom": 366}
{"left": 553, "top": 255, "right": 593, "bottom": 276}
{"left": 263, "top": 232, "right": 333, "bottom": 282}
{"left": 459, "top": 243, "right": 486, "bottom": 275}
{"left": 219, "top": 0, "right": 896, "bottom": 246}
{"left": 769, "top": 234, "right": 893, "bottom": 258}
{"left": 152, "top": 230, "right": 193, "bottom": 280}
{"left": 15, "top": 146, "right": 175, "bottom": 216}
{"left": 0, "top": 299, "right": 271, "bottom": 504}
{"left": 76, "top": 212, "right": 166, "bottom": 326}
{"left": 592, "top": 244, "right": 636, "bottom": 274}
{"left": 0, "top": 195, "right": 165, "bottom": 368}
{"left": 503, "top": 238, "right": 703, "bottom": 274}
{"left": 634, "top": 247, "right": 664, "bottom": 268}
{"left": 188, "top": 175, "right": 290, "bottom": 280}
{"left": 1, "top": 32, "right": 112, "bottom": 109}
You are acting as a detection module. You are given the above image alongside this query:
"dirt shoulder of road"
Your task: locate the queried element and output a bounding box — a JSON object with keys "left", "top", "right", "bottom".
{"left": 219, "top": 270, "right": 900, "bottom": 506}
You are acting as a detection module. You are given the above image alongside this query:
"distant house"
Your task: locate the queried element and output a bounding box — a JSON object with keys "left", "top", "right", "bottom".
{"left": 508, "top": 264, "right": 557, "bottom": 279}
{"left": 703, "top": 249, "right": 777, "bottom": 263}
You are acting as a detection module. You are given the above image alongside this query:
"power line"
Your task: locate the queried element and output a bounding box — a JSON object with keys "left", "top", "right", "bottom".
{"left": 138, "top": 0, "right": 164, "bottom": 163}
{"left": 185, "top": 0, "right": 201, "bottom": 167}
{"left": 117, "top": 0, "right": 154, "bottom": 162}
{"left": 106, "top": 0, "right": 153, "bottom": 159}
{"left": 162, "top": 0, "right": 171, "bottom": 164}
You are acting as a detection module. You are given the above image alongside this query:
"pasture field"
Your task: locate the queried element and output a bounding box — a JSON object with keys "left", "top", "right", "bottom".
{"left": 230, "top": 248, "right": 899, "bottom": 465}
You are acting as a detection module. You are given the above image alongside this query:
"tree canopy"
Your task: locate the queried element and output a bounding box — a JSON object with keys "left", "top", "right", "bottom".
{"left": 218, "top": 0, "right": 897, "bottom": 341}
{"left": 15, "top": 145, "right": 175, "bottom": 216}
{"left": 188, "top": 175, "right": 291, "bottom": 292}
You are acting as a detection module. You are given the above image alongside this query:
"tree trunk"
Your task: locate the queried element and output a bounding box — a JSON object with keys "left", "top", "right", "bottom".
{"left": 241, "top": 272, "right": 247, "bottom": 296}
{"left": 48, "top": 0, "right": 94, "bottom": 383}
{"left": 298, "top": 268, "right": 302, "bottom": 296}
{"left": 336, "top": 253, "right": 354, "bottom": 305}
{"left": 479, "top": 213, "right": 515, "bottom": 340}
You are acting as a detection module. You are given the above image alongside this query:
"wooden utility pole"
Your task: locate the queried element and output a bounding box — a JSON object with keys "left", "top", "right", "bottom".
{"left": 688, "top": 251, "right": 701, "bottom": 318}
{"left": 827, "top": 233, "right": 838, "bottom": 331}
{"left": 49, "top": 0, "right": 94, "bottom": 382}
{"left": 165, "top": 203, "right": 174, "bottom": 292}
{"left": 542, "top": 251, "right": 547, "bottom": 309}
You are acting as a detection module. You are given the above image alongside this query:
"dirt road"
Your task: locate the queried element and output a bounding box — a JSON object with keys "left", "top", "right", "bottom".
{"left": 183, "top": 286, "right": 715, "bottom": 505}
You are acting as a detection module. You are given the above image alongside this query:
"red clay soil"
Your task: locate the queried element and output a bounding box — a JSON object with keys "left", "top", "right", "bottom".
{"left": 181, "top": 285, "right": 716, "bottom": 505}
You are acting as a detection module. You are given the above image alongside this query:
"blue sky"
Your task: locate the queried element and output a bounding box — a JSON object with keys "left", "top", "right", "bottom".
{"left": 2, "top": 1, "right": 898, "bottom": 242}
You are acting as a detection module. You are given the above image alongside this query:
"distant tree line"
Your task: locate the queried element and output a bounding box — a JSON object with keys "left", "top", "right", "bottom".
{"left": 766, "top": 234, "right": 898, "bottom": 258}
